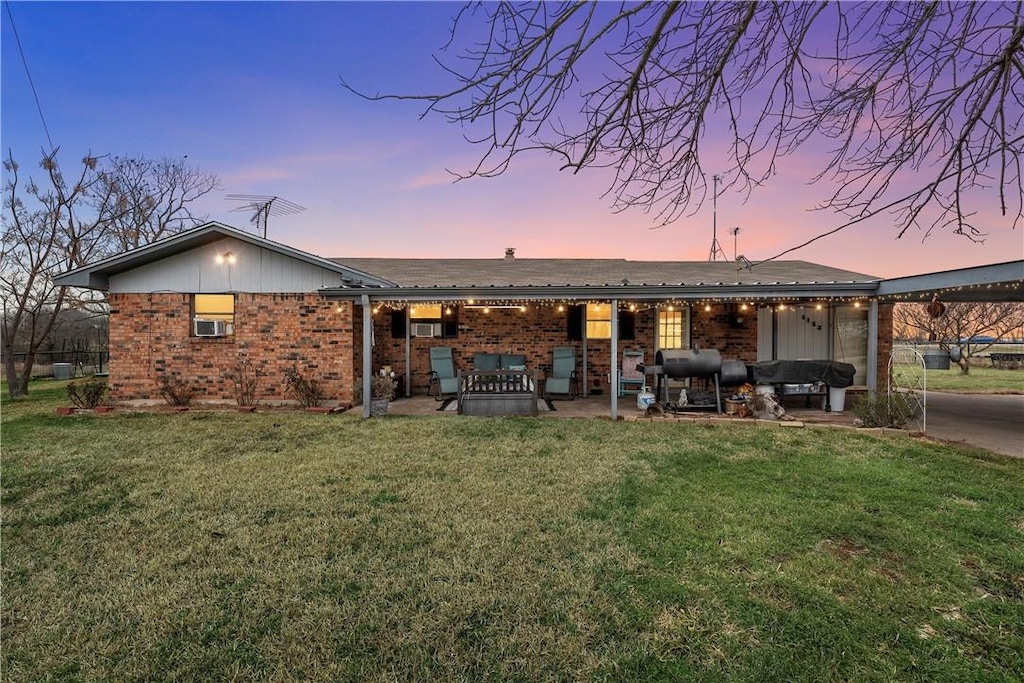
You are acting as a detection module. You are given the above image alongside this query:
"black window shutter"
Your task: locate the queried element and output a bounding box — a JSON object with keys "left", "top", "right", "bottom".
{"left": 567, "top": 305, "right": 584, "bottom": 340}
{"left": 390, "top": 308, "right": 406, "bottom": 338}
{"left": 618, "top": 309, "right": 636, "bottom": 340}
{"left": 441, "top": 306, "right": 458, "bottom": 338}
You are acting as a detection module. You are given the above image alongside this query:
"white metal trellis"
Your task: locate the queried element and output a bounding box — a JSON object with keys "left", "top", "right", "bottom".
{"left": 889, "top": 345, "right": 927, "bottom": 432}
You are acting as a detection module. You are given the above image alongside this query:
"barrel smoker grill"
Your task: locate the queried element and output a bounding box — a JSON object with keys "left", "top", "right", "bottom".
{"left": 653, "top": 348, "right": 748, "bottom": 413}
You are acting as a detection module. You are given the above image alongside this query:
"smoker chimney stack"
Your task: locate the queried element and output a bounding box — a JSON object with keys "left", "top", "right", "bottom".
{"left": 505, "top": 247, "right": 516, "bottom": 259}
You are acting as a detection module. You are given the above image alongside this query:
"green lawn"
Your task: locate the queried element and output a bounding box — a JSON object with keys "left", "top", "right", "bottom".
{"left": 3, "top": 382, "right": 1023, "bottom": 681}
{"left": 902, "top": 366, "right": 1024, "bottom": 393}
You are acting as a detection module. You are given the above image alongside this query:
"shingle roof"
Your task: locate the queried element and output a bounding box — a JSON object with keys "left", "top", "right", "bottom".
{"left": 328, "top": 257, "right": 880, "bottom": 288}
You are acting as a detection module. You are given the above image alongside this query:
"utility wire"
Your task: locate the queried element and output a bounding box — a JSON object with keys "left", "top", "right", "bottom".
{"left": 4, "top": 1, "right": 55, "bottom": 151}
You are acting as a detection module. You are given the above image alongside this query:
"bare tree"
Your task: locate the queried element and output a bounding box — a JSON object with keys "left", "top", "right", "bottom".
{"left": 102, "top": 155, "right": 219, "bottom": 250}
{"left": 1, "top": 150, "right": 218, "bottom": 398}
{"left": 893, "top": 301, "right": 1024, "bottom": 373}
{"left": 343, "top": 1, "right": 1024, "bottom": 252}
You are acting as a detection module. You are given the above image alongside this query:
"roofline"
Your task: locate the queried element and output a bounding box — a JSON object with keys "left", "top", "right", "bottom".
{"left": 875, "top": 260, "right": 1024, "bottom": 301}
{"left": 320, "top": 281, "right": 881, "bottom": 302}
{"left": 53, "top": 222, "right": 397, "bottom": 290}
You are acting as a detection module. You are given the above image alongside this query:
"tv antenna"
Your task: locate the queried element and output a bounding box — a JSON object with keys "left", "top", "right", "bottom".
{"left": 708, "top": 174, "right": 727, "bottom": 261}
{"left": 226, "top": 194, "right": 306, "bottom": 239}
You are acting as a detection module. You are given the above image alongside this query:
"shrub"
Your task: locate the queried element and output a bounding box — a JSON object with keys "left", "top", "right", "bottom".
{"left": 158, "top": 375, "right": 195, "bottom": 407}
{"left": 284, "top": 366, "right": 326, "bottom": 408}
{"left": 226, "top": 357, "right": 264, "bottom": 406}
{"left": 853, "top": 391, "right": 920, "bottom": 428}
{"left": 66, "top": 377, "right": 108, "bottom": 409}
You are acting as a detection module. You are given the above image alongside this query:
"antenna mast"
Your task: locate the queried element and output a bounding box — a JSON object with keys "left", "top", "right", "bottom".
{"left": 708, "top": 174, "right": 727, "bottom": 261}
{"left": 226, "top": 194, "right": 306, "bottom": 239}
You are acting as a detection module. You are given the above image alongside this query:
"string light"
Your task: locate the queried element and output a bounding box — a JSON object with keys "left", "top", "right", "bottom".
{"left": 361, "top": 296, "right": 893, "bottom": 312}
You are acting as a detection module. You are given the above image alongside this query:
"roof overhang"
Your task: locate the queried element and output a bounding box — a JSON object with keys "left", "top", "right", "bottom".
{"left": 53, "top": 222, "right": 396, "bottom": 290}
{"left": 875, "top": 260, "right": 1023, "bottom": 303}
{"left": 320, "top": 281, "right": 881, "bottom": 302}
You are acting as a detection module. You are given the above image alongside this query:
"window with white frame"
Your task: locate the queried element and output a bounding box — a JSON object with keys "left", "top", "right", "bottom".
{"left": 586, "top": 303, "right": 612, "bottom": 339}
{"left": 657, "top": 306, "right": 689, "bottom": 349}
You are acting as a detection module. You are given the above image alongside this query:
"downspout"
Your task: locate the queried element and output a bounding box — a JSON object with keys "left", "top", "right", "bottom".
{"left": 610, "top": 299, "right": 618, "bottom": 420}
{"left": 362, "top": 294, "right": 372, "bottom": 418}
{"left": 867, "top": 299, "right": 879, "bottom": 395}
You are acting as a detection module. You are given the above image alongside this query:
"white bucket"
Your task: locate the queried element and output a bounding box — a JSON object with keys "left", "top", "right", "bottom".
{"left": 828, "top": 386, "right": 847, "bottom": 413}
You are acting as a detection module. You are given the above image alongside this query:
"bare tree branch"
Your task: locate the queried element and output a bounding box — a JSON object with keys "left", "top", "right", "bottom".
{"left": 342, "top": 1, "right": 1024, "bottom": 249}
{"left": 1, "top": 150, "right": 219, "bottom": 398}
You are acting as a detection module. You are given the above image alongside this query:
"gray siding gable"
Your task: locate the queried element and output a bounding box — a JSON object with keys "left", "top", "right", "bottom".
{"left": 54, "top": 222, "right": 394, "bottom": 291}
{"left": 110, "top": 236, "right": 356, "bottom": 294}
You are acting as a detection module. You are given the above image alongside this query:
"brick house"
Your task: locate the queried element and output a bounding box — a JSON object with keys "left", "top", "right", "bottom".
{"left": 57, "top": 221, "right": 910, "bottom": 416}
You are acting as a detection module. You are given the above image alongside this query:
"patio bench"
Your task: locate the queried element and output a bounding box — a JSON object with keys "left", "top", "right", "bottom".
{"left": 457, "top": 369, "right": 538, "bottom": 416}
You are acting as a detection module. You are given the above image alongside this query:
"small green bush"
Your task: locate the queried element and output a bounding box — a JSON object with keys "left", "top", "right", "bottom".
{"left": 66, "top": 377, "right": 108, "bottom": 409}
{"left": 853, "top": 390, "right": 920, "bottom": 428}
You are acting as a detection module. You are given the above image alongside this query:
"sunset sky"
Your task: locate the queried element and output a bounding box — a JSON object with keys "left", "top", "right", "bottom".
{"left": 3, "top": 1, "right": 1021, "bottom": 279}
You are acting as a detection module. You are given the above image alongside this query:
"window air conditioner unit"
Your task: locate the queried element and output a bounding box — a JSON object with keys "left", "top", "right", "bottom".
{"left": 194, "top": 318, "right": 228, "bottom": 337}
{"left": 412, "top": 322, "right": 439, "bottom": 337}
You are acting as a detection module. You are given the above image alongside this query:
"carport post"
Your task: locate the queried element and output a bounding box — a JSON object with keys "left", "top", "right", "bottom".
{"left": 362, "top": 294, "right": 372, "bottom": 418}
{"left": 610, "top": 298, "right": 619, "bottom": 420}
{"left": 867, "top": 299, "right": 878, "bottom": 396}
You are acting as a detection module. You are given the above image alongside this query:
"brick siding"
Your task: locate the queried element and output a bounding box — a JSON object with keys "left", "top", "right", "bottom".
{"left": 107, "top": 295, "right": 892, "bottom": 403}
{"left": 108, "top": 293, "right": 356, "bottom": 404}
{"left": 370, "top": 303, "right": 760, "bottom": 394}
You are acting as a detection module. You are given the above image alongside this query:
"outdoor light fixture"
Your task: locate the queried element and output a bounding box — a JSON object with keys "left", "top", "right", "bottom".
{"left": 215, "top": 251, "right": 236, "bottom": 265}
{"left": 704, "top": 304, "right": 712, "bottom": 312}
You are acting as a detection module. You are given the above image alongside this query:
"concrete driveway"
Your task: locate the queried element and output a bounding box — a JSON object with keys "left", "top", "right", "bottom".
{"left": 924, "top": 392, "right": 1024, "bottom": 458}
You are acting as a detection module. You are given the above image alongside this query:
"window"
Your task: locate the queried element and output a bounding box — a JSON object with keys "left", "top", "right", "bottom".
{"left": 586, "top": 303, "right": 611, "bottom": 339}
{"left": 192, "top": 294, "right": 234, "bottom": 337}
{"left": 392, "top": 304, "right": 457, "bottom": 338}
{"left": 657, "top": 307, "right": 688, "bottom": 349}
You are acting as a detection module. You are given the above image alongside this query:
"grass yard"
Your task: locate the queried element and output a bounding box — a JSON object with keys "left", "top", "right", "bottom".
{"left": 901, "top": 366, "right": 1024, "bottom": 393}
{"left": 3, "top": 382, "right": 1023, "bottom": 681}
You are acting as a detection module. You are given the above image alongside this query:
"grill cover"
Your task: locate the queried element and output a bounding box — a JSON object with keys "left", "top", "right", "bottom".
{"left": 655, "top": 348, "right": 722, "bottom": 378}
{"left": 751, "top": 360, "right": 856, "bottom": 388}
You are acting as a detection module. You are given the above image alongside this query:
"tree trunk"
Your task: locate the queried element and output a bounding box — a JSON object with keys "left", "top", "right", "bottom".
{"left": 3, "top": 349, "right": 24, "bottom": 399}
{"left": 956, "top": 356, "right": 970, "bottom": 375}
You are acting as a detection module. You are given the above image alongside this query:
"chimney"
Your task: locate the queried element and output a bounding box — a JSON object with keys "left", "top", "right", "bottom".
{"left": 504, "top": 247, "right": 516, "bottom": 260}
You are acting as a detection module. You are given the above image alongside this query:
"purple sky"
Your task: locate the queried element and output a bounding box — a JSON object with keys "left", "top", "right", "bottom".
{"left": 3, "top": 1, "right": 1021, "bottom": 278}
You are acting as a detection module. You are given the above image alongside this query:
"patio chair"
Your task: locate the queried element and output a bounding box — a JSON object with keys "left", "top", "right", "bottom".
{"left": 545, "top": 346, "right": 578, "bottom": 399}
{"left": 428, "top": 347, "right": 459, "bottom": 400}
{"left": 618, "top": 350, "right": 645, "bottom": 396}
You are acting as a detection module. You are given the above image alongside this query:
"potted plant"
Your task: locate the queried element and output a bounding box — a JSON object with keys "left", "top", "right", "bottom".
{"left": 369, "top": 374, "right": 396, "bottom": 417}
